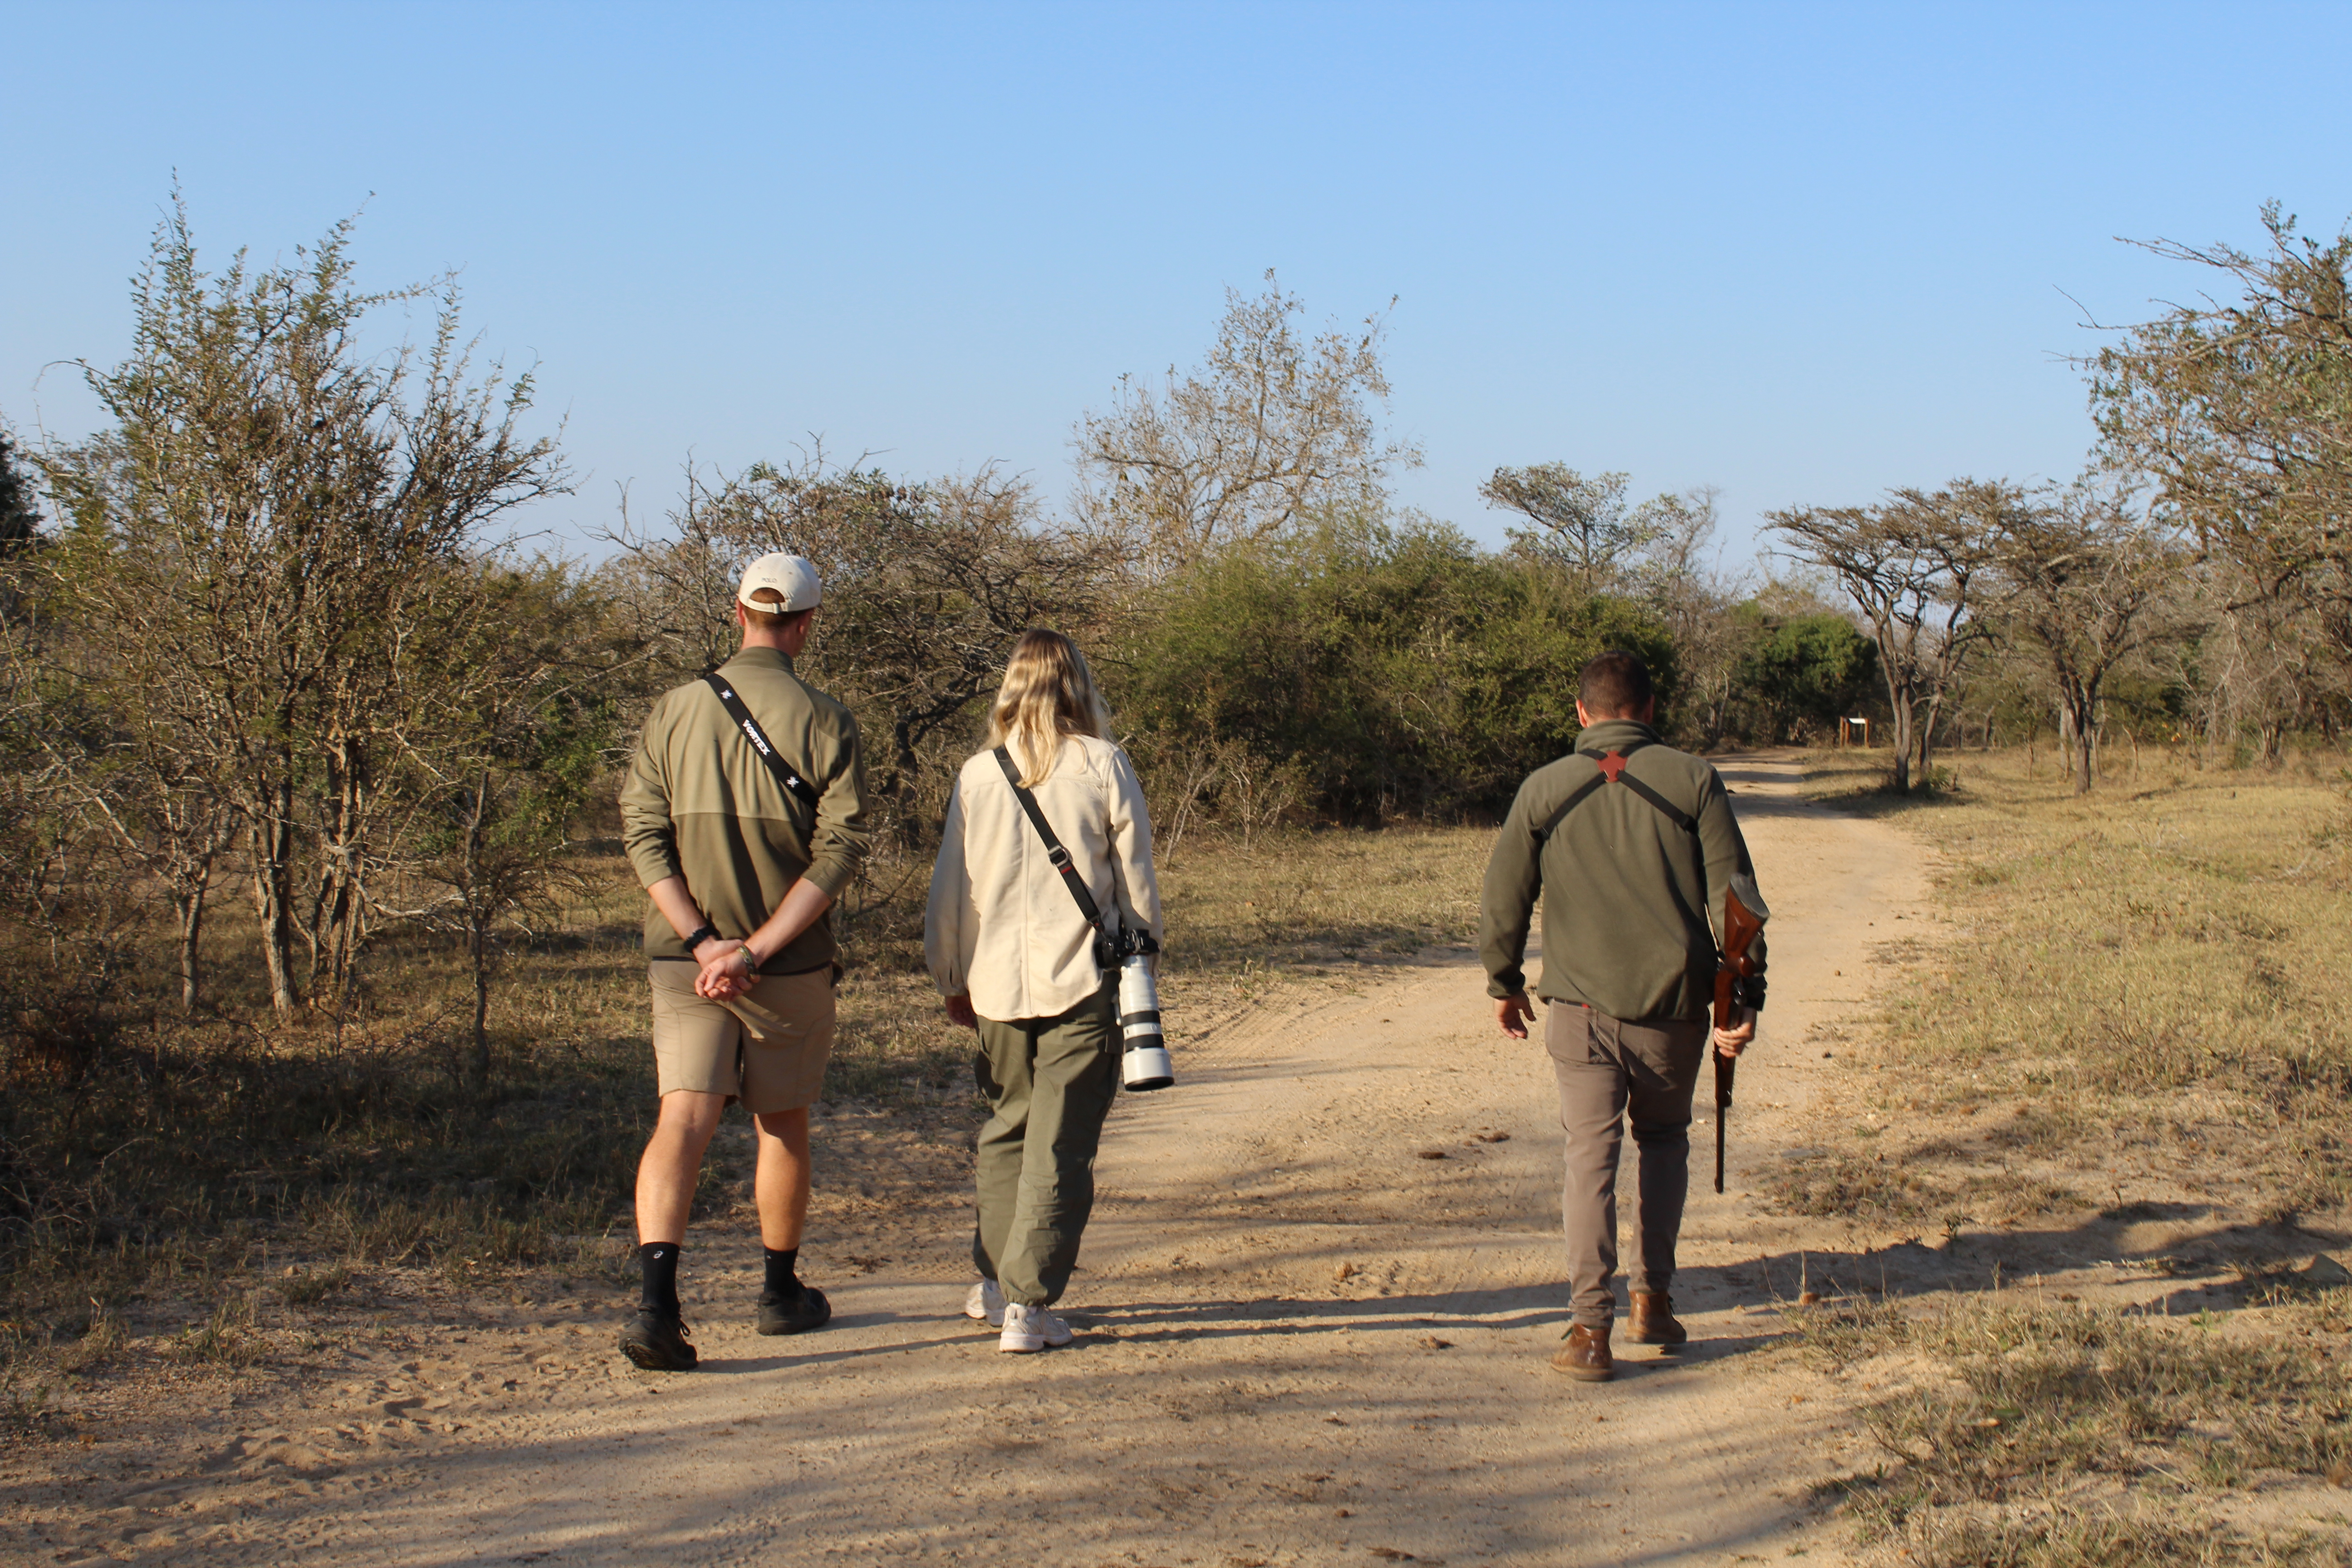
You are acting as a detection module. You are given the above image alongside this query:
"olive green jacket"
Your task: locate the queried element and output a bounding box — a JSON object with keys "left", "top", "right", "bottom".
{"left": 1479, "top": 719, "right": 1766, "bottom": 1023}
{"left": 619, "top": 647, "right": 874, "bottom": 975}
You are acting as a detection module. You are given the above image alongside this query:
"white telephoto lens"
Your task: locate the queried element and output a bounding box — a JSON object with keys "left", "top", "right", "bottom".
{"left": 1117, "top": 953, "right": 1172, "bottom": 1091}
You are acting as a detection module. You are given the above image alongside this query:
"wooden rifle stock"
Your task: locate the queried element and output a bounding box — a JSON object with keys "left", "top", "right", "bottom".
{"left": 1711, "top": 886, "right": 1764, "bottom": 1195}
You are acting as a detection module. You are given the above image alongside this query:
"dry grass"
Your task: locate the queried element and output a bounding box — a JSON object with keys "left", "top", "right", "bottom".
{"left": 1874, "top": 1506, "right": 2343, "bottom": 1568}
{"left": 1774, "top": 744, "right": 2352, "bottom": 1225}
{"left": 1795, "top": 1292, "right": 2352, "bottom": 1565}
{"left": 0, "top": 820, "right": 1493, "bottom": 1408}
{"left": 1156, "top": 823, "right": 1491, "bottom": 971}
{"left": 1782, "top": 745, "right": 2352, "bottom": 1564}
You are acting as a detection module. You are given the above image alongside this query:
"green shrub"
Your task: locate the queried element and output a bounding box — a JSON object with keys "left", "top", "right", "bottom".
{"left": 1117, "top": 515, "right": 1676, "bottom": 822}
{"left": 1736, "top": 609, "right": 1877, "bottom": 742}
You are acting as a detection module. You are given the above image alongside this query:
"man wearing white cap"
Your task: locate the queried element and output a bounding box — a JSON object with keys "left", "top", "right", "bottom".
{"left": 615, "top": 553, "right": 874, "bottom": 1371}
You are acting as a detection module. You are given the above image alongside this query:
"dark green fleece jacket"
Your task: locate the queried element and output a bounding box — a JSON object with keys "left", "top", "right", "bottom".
{"left": 1479, "top": 720, "right": 1766, "bottom": 1023}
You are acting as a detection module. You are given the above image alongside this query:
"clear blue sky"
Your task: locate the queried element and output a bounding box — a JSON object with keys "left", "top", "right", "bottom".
{"left": 6, "top": 2, "right": 2348, "bottom": 564}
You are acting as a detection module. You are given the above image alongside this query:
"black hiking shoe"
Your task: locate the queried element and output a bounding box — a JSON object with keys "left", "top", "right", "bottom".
{"left": 617, "top": 1308, "right": 698, "bottom": 1371}
{"left": 757, "top": 1284, "right": 832, "bottom": 1336}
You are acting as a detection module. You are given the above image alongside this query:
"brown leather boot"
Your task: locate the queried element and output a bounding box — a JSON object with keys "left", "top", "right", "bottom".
{"left": 1550, "top": 1323, "right": 1613, "bottom": 1382}
{"left": 1629, "top": 1291, "right": 1687, "bottom": 1347}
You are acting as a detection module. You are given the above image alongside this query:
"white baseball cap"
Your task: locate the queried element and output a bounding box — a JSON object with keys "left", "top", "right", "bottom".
{"left": 738, "top": 553, "right": 822, "bottom": 613}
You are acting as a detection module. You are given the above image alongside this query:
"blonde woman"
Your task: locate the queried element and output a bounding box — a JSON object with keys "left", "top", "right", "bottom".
{"left": 926, "top": 630, "right": 1163, "bottom": 1352}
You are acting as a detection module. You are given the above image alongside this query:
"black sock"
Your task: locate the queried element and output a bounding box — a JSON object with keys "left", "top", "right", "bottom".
{"left": 763, "top": 1246, "right": 802, "bottom": 1300}
{"left": 639, "top": 1242, "right": 681, "bottom": 1317}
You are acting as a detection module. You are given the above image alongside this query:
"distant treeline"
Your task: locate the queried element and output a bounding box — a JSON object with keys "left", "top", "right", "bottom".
{"left": 5, "top": 200, "right": 2349, "bottom": 1059}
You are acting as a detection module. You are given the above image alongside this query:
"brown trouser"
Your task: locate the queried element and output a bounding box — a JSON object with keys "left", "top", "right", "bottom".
{"left": 1547, "top": 1002, "right": 1709, "bottom": 1329}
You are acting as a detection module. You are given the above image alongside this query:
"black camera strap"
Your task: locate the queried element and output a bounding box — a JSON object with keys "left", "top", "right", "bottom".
{"left": 703, "top": 673, "right": 821, "bottom": 810}
{"left": 992, "top": 745, "right": 1110, "bottom": 935}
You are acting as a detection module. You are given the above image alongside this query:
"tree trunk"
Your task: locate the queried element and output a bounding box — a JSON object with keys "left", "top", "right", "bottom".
{"left": 466, "top": 774, "right": 494, "bottom": 1086}
{"left": 173, "top": 861, "right": 212, "bottom": 1014}
{"left": 2055, "top": 679, "right": 2099, "bottom": 794}
{"left": 470, "top": 908, "right": 492, "bottom": 1086}
{"left": 250, "top": 807, "right": 299, "bottom": 1016}
{"left": 1885, "top": 693, "right": 1915, "bottom": 791}
{"left": 1868, "top": 621, "right": 1916, "bottom": 791}
{"left": 314, "top": 733, "right": 372, "bottom": 1005}
{"left": 891, "top": 716, "right": 921, "bottom": 846}
{"left": 1916, "top": 690, "right": 1946, "bottom": 789}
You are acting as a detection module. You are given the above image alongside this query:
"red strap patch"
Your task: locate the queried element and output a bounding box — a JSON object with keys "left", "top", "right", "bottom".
{"left": 1596, "top": 750, "right": 1628, "bottom": 783}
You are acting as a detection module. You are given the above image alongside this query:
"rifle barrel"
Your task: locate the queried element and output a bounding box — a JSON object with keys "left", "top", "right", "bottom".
{"left": 1712, "top": 1051, "right": 1735, "bottom": 1195}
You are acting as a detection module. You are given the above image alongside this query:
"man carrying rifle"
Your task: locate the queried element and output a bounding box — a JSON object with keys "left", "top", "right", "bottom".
{"left": 1480, "top": 651, "right": 1767, "bottom": 1383}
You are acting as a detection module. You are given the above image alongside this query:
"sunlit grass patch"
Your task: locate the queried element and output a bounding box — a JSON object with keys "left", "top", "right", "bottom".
{"left": 1774, "top": 1148, "right": 1953, "bottom": 1224}
{"left": 1784, "top": 746, "right": 2352, "bottom": 1563}
{"left": 1156, "top": 823, "right": 1492, "bottom": 984}
{"left": 1794, "top": 1293, "right": 2352, "bottom": 1565}
{"left": 1775, "top": 745, "right": 2352, "bottom": 1223}
{"left": 0, "top": 818, "right": 1501, "bottom": 1406}
{"left": 1863, "top": 1504, "right": 2344, "bottom": 1568}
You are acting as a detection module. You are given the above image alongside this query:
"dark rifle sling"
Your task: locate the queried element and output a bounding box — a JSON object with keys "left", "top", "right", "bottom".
{"left": 701, "top": 673, "right": 822, "bottom": 810}
{"left": 1534, "top": 738, "right": 1748, "bottom": 980}
{"left": 1535, "top": 740, "right": 1700, "bottom": 840}
{"left": 1537, "top": 741, "right": 1761, "bottom": 936}
{"left": 1535, "top": 739, "right": 1751, "bottom": 1194}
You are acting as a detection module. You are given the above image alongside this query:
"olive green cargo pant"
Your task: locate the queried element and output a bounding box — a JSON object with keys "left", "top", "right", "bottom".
{"left": 971, "top": 981, "right": 1119, "bottom": 1308}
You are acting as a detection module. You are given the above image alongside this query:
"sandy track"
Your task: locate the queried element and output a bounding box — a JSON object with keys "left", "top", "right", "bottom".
{"left": 6, "top": 754, "right": 1945, "bottom": 1567}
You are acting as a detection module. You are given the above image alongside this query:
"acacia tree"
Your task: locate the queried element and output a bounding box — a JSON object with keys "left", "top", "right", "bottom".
{"left": 1480, "top": 466, "right": 1663, "bottom": 593}
{"left": 1985, "top": 479, "right": 2201, "bottom": 792}
{"left": 2174, "top": 588, "right": 2322, "bottom": 761}
{"left": 1768, "top": 480, "right": 2008, "bottom": 790}
{"left": 2093, "top": 206, "right": 2352, "bottom": 612}
{"left": 2091, "top": 206, "right": 2352, "bottom": 739}
{"left": 1072, "top": 272, "right": 1420, "bottom": 573}
{"left": 824, "top": 471, "right": 1122, "bottom": 834}
{"left": 42, "top": 200, "right": 567, "bottom": 1016}
{"left": 398, "top": 562, "right": 618, "bottom": 1080}
{"left": 609, "top": 453, "right": 1117, "bottom": 848}
{"left": 67, "top": 712, "right": 237, "bottom": 1013}
{"left": 0, "top": 432, "right": 36, "bottom": 559}
{"left": 1623, "top": 487, "right": 1759, "bottom": 745}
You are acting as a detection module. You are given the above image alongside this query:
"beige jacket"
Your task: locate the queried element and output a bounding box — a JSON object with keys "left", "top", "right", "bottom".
{"left": 619, "top": 647, "right": 873, "bottom": 975}
{"left": 925, "top": 735, "right": 1163, "bottom": 1022}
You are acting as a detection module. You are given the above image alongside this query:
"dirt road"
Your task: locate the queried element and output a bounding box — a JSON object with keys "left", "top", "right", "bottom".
{"left": 7, "top": 755, "right": 1945, "bottom": 1566}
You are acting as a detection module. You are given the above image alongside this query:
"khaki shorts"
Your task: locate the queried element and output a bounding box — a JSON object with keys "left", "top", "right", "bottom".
{"left": 647, "top": 962, "right": 836, "bottom": 1114}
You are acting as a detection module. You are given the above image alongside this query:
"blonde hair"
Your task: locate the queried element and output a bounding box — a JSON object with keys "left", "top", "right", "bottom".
{"left": 986, "top": 630, "right": 1113, "bottom": 786}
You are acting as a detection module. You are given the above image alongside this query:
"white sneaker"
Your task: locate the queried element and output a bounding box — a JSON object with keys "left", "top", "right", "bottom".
{"left": 964, "top": 1277, "right": 1005, "bottom": 1328}
{"left": 999, "top": 1301, "right": 1073, "bottom": 1353}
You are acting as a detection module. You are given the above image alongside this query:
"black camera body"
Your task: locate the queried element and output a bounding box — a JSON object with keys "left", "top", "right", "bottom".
{"left": 1094, "top": 924, "right": 1160, "bottom": 973}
